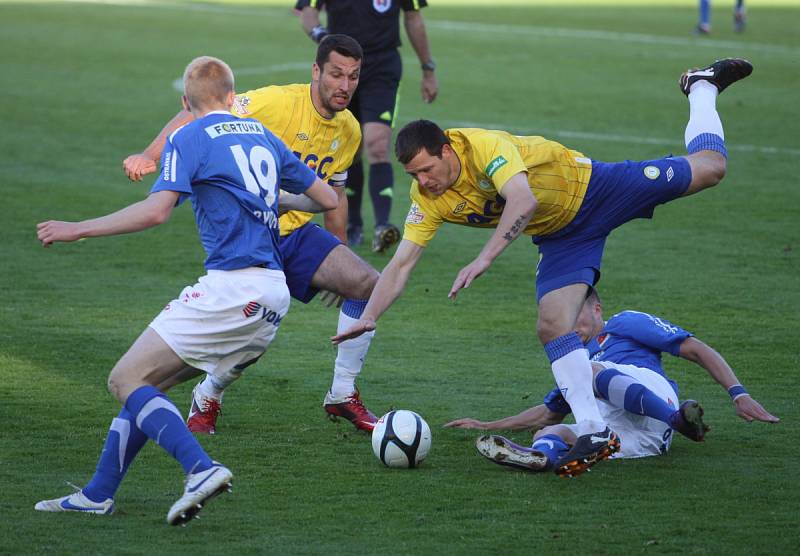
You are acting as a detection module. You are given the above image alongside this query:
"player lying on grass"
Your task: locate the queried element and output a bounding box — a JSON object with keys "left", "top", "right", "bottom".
{"left": 445, "top": 288, "right": 779, "bottom": 472}
{"left": 333, "top": 58, "right": 756, "bottom": 477}
{"left": 124, "top": 35, "right": 382, "bottom": 433}
{"left": 34, "top": 56, "right": 337, "bottom": 524}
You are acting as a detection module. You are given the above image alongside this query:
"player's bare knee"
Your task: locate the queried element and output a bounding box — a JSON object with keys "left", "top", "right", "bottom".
{"left": 365, "top": 141, "right": 390, "bottom": 164}
{"left": 687, "top": 152, "right": 727, "bottom": 193}
{"left": 536, "top": 316, "right": 569, "bottom": 345}
{"left": 106, "top": 371, "right": 126, "bottom": 402}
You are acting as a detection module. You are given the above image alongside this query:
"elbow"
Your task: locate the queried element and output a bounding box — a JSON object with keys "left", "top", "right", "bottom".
{"left": 151, "top": 207, "right": 172, "bottom": 226}
{"left": 524, "top": 196, "right": 538, "bottom": 218}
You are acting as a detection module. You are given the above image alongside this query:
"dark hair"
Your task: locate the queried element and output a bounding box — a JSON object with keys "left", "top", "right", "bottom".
{"left": 316, "top": 34, "right": 363, "bottom": 68}
{"left": 395, "top": 120, "right": 450, "bottom": 164}
{"left": 585, "top": 286, "right": 601, "bottom": 304}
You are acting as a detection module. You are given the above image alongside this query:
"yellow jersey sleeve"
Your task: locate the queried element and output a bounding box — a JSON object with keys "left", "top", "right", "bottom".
{"left": 469, "top": 132, "right": 529, "bottom": 193}
{"left": 402, "top": 183, "right": 445, "bottom": 247}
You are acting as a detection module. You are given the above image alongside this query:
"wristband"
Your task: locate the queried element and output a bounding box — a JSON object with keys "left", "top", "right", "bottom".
{"left": 310, "top": 26, "right": 329, "bottom": 44}
{"left": 421, "top": 60, "right": 436, "bottom": 72}
{"left": 728, "top": 384, "right": 749, "bottom": 401}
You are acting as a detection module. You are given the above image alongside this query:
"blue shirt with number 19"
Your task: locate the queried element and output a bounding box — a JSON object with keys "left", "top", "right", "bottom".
{"left": 150, "top": 111, "right": 317, "bottom": 271}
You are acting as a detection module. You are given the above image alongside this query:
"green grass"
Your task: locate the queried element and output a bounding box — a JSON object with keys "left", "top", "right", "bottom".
{"left": 1, "top": 0, "right": 799, "bottom": 554}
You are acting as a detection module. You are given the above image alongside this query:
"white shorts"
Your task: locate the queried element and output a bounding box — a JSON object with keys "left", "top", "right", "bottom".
{"left": 565, "top": 362, "right": 679, "bottom": 459}
{"left": 149, "top": 267, "right": 290, "bottom": 378}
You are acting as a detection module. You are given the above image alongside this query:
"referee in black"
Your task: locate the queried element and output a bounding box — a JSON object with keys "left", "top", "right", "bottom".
{"left": 296, "top": 0, "right": 438, "bottom": 253}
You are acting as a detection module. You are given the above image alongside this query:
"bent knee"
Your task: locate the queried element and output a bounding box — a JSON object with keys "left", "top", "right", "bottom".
{"left": 352, "top": 268, "right": 380, "bottom": 299}
{"left": 536, "top": 317, "right": 572, "bottom": 345}
{"left": 687, "top": 153, "right": 727, "bottom": 193}
{"left": 107, "top": 372, "right": 125, "bottom": 402}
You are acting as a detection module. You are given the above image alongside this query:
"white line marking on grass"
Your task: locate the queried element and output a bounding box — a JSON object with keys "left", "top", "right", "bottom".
{"left": 58, "top": 0, "right": 800, "bottom": 57}
{"left": 427, "top": 20, "right": 800, "bottom": 57}
{"left": 439, "top": 119, "right": 800, "bottom": 157}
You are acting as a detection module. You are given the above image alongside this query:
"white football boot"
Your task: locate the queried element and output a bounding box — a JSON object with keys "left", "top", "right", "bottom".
{"left": 35, "top": 489, "right": 114, "bottom": 515}
{"left": 167, "top": 463, "right": 233, "bottom": 526}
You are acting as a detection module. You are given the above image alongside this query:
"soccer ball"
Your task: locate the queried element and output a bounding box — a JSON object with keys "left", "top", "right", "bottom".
{"left": 371, "top": 410, "right": 432, "bottom": 468}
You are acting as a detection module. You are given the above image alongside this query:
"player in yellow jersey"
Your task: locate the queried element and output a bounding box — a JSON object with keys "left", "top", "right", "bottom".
{"left": 333, "top": 58, "right": 755, "bottom": 476}
{"left": 123, "top": 36, "right": 383, "bottom": 433}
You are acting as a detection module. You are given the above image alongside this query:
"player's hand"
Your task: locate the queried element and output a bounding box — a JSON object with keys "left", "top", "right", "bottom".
{"left": 331, "top": 318, "right": 376, "bottom": 344}
{"left": 318, "top": 289, "right": 344, "bottom": 309}
{"left": 421, "top": 72, "right": 438, "bottom": 104}
{"left": 37, "top": 220, "right": 82, "bottom": 247}
{"left": 734, "top": 395, "right": 780, "bottom": 423}
{"left": 442, "top": 418, "right": 489, "bottom": 430}
{"left": 448, "top": 257, "right": 491, "bottom": 299}
{"left": 123, "top": 153, "right": 158, "bottom": 182}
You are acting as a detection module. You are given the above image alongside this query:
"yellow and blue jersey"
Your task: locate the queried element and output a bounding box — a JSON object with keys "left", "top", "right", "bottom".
{"left": 402, "top": 128, "right": 592, "bottom": 247}
{"left": 232, "top": 83, "right": 361, "bottom": 236}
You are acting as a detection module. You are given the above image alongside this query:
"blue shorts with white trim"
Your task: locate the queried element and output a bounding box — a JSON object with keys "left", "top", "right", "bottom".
{"left": 533, "top": 156, "right": 692, "bottom": 301}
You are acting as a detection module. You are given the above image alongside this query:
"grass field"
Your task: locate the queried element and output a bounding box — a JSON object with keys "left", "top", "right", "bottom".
{"left": 1, "top": 0, "right": 799, "bottom": 554}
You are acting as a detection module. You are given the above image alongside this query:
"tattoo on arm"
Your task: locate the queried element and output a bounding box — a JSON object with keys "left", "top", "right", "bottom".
{"left": 502, "top": 214, "right": 527, "bottom": 242}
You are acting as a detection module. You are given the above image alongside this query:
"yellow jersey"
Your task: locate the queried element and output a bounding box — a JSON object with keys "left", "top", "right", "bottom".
{"left": 403, "top": 128, "right": 592, "bottom": 247}
{"left": 231, "top": 83, "right": 361, "bottom": 235}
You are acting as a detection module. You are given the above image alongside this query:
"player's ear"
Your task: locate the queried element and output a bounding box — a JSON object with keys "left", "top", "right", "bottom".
{"left": 225, "top": 90, "right": 236, "bottom": 108}
{"left": 440, "top": 143, "right": 453, "bottom": 159}
{"left": 181, "top": 95, "right": 191, "bottom": 113}
{"left": 312, "top": 62, "right": 321, "bottom": 82}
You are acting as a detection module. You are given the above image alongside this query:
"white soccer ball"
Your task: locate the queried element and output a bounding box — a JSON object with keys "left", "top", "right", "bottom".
{"left": 371, "top": 410, "right": 432, "bottom": 468}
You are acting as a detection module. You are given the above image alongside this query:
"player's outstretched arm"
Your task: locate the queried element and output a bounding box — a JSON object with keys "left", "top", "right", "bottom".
{"left": 301, "top": 177, "right": 339, "bottom": 211}
{"left": 403, "top": 10, "right": 438, "bottom": 104}
{"left": 444, "top": 405, "right": 565, "bottom": 431}
{"left": 37, "top": 190, "right": 180, "bottom": 247}
{"left": 449, "top": 173, "right": 537, "bottom": 299}
{"left": 679, "top": 337, "right": 780, "bottom": 423}
{"left": 123, "top": 110, "right": 193, "bottom": 182}
{"left": 331, "top": 239, "right": 424, "bottom": 344}
{"left": 279, "top": 178, "right": 339, "bottom": 214}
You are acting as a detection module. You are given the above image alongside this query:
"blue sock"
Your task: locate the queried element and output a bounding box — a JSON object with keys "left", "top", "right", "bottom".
{"left": 341, "top": 298, "right": 368, "bottom": 319}
{"left": 82, "top": 408, "right": 148, "bottom": 503}
{"left": 595, "top": 368, "right": 675, "bottom": 424}
{"left": 700, "top": 0, "right": 711, "bottom": 26}
{"left": 531, "top": 434, "right": 570, "bottom": 470}
{"left": 125, "top": 386, "right": 213, "bottom": 475}
{"left": 687, "top": 133, "right": 727, "bottom": 158}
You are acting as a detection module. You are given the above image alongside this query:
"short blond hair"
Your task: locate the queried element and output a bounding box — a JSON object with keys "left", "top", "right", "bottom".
{"left": 182, "top": 56, "right": 234, "bottom": 111}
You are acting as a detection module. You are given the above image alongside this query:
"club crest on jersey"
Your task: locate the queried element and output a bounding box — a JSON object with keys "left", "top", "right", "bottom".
{"left": 232, "top": 95, "right": 251, "bottom": 116}
{"left": 330, "top": 138, "right": 339, "bottom": 152}
{"left": 644, "top": 165, "right": 661, "bottom": 180}
{"left": 453, "top": 201, "right": 466, "bottom": 214}
{"left": 406, "top": 202, "right": 424, "bottom": 224}
{"left": 478, "top": 179, "right": 494, "bottom": 191}
{"left": 373, "top": 0, "right": 392, "bottom": 14}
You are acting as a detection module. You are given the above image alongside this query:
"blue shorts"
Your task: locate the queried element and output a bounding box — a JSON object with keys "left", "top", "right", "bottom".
{"left": 279, "top": 223, "right": 342, "bottom": 303}
{"left": 533, "top": 156, "right": 692, "bottom": 301}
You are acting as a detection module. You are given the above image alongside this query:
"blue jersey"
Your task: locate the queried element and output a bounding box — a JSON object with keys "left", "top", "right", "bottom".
{"left": 544, "top": 310, "right": 693, "bottom": 414}
{"left": 150, "top": 111, "right": 317, "bottom": 271}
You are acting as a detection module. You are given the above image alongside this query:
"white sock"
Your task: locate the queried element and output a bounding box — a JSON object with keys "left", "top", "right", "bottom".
{"left": 199, "top": 375, "right": 227, "bottom": 400}
{"left": 330, "top": 312, "right": 375, "bottom": 400}
{"left": 685, "top": 81, "right": 723, "bottom": 147}
{"left": 550, "top": 348, "right": 605, "bottom": 435}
